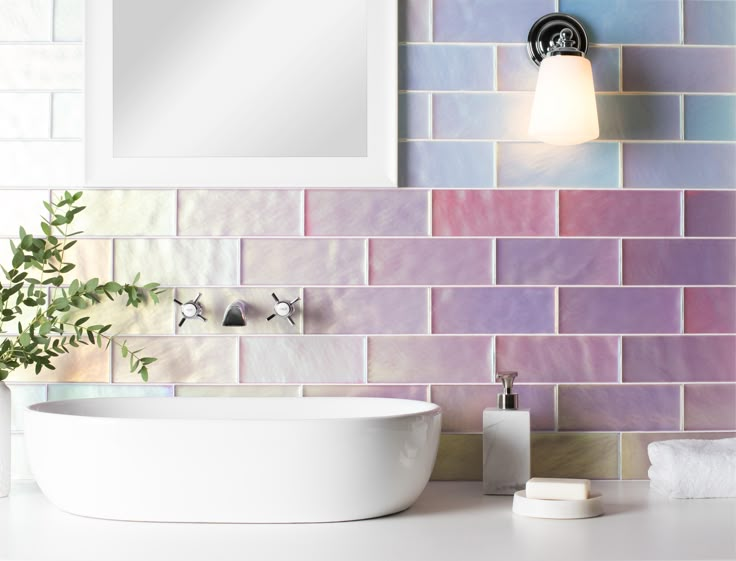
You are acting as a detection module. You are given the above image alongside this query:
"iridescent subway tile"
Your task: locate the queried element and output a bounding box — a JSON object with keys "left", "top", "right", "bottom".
{"left": 7, "top": 342, "right": 108, "bottom": 383}
{"left": 431, "top": 434, "right": 483, "bottom": 480}
{"left": 496, "top": 336, "right": 619, "bottom": 383}
{"left": 596, "top": 95, "right": 680, "bottom": 140}
{"left": 431, "top": 384, "right": 555, "bottom": 432}
{"left": 623, "top": 240, "right": 736, "bottom": 285}
{"left": 559, "top": 288, "right": 681, "bottom": 334}
{"left": 399, "top": 93, "right": 430, "bottom": 139}
{"left": 684, "top": 0, "right": 736, "bottom": 45}
{"left": 304, "top": 288, "right": 428, "bottom": 334}
{"left": 65, "top": 239, "right": 112, "bottom": 280}
{"left": 242, "top": 239, "right": 365, "bottom": 285}
{"left": 303, "top": 384, "right": 428, "bottom": 401}
{"left": 432, "top": 93, "right": 532, "bottom": 140}
{"left": 399, "top": 0, "right": 431, "bottom": 42}
{"left": 558, "top": 384, "right": 680, "bottom": 431}
{"left": 685, "top": 95, "right": 736, "bottom": 141}
{"left": 560, "top": 0, "right": 680, "bottom": 43}
{"left": 685, "top": 288, "right": 736, "bottom": 334}
{"left": 497, "top": 142, "right": 619, "bottom": 188}
{"left": 623, "top": 143, "right": 736, "bottom": 189}
{"left": 370, "top": 238, "right": 492, "bottom": 285}
{"left": 175, "top": 385, "right": 301, "bottom": 397}
{"left": 47, "top": 383, "right": 173, "bottom": 400}
{"left": 685, "top": 384, "right": 736, "bottom": 430}
{"left": 7, "top": 384, "right": 45, "bottom": 431}
{"left": 432, "top": 190, "right": 555, "bottom": 236}
{"left": 432, "top": 287, "right": 555, "bottom": 334}
{"left": 496, "top": 239, "right": 618, "bottom": 285}
{"left": 240, "top": 336, "right": 364, "bottom": 384}
{"left": 399, "top": 45, "right": 494, "bottom": 91}
{"left": 560, "top": 190, "right": 680, "bottom": 237}
{"left": 305, "top": 190, "right": 428, "bottom": 237}
{"left": 531, "top": 433, "right": 620, "bottom": 479}
{"left": 399, "top": 141, "right": 494, "bottom": 187}
{"left": 685, "top": 191, "right": 736, "bottom": 237}
{"left": 623, "top": 336, "right": 736, "bottom": 382}
{"left": 368, "top": 335, "right": 492, "bottom": 383}
{"left": 433, "top": 0, "right": 555, "bottom": 42}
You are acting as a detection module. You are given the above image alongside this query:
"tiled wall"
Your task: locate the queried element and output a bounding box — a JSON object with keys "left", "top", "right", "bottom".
{"left": 3, "top": 0, "right": 735, "bottom": 481}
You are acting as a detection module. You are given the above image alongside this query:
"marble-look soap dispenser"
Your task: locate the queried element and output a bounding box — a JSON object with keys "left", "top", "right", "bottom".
{"left": 482, "top": 371, "right": 530, "bottom": 495}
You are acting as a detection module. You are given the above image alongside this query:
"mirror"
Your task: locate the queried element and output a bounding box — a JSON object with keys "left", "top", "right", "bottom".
{"left": 86, "top": 0, "right": 397, "bottom": 187}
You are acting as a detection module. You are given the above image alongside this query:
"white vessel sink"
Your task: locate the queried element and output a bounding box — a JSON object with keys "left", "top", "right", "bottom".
{"left": 25, "top": 397, "right": 441, "bottom": 523}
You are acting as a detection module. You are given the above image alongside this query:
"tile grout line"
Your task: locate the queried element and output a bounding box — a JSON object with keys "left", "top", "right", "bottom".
{"left": 428, "top": 0, "right": 433, "bottom": 42}
{"left": 50, "top": 0, "right": 56, "bottom": 42}
{"left": 679, "top": 0, "right": 685, "bottom": 45}
{"left": 679, "top": 384, "right": 685, "bottom": 430}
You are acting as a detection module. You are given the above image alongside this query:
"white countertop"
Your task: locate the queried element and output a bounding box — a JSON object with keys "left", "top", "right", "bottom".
{"left": 1, "top": 481, "right": 735, "bottom": 561}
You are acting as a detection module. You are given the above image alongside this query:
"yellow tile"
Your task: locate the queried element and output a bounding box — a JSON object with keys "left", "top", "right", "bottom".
{"left": 430, "top": 433, "right": 483, "bottom": 481}
{"left": 531, "top": 432, "right": 619, "bottom": 479}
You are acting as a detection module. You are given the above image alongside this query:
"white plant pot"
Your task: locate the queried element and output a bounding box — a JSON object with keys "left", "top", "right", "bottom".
{"left": 0, "top": 381, "right": 9, "bottom": 497}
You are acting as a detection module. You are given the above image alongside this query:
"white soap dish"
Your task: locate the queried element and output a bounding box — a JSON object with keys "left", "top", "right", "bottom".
{"left": 512, "top": 491, "right": 604, "bottom": 519}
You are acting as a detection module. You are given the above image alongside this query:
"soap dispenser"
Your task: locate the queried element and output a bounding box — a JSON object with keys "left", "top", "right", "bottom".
{"left": 482, "top": 371, "right": 530, "bottom": 495}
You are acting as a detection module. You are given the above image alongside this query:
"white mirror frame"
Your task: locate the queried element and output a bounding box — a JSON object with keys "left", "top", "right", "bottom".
{"left": 85, "top": 1, "right": 397, "bottom": 188}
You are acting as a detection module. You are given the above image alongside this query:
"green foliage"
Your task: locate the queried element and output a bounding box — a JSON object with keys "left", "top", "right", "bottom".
{"left": 0, "top": 191, "right": 162, "bottom": 382}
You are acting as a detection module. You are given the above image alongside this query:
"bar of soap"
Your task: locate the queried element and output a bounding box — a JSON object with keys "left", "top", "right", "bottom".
{"left": 525, "top": 478, "right": 590, "bottom": 500}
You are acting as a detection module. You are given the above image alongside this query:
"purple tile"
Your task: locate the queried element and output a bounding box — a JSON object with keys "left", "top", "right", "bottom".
{"left": 433, "top": 0, "right": 555, "bottom": 42}
{"left": 497, "top": 45, "right": 620, "bottom": 92}
{"left": 623, "top": 143, "right": 736, "bottom": 189}
{"left": 559, "top": 384, "right": 680, "bottom": 431}
{"left": 496, "top": 239, "right": 619, "bottom": 285}
{"left": 623, "top": 336, "right": 736, "bottom": 382}
{"left": 399, "top": 45, "right": 494, "bottom": 91}
{"left": 400, "top": 0, "right": 431, "bottom": 42}
{"left": 432, "top": 93, "right": 532, "bottom": 140}
{"left": 597, "top": 95, "right": 680, "bottom": 140}
{"left": 399, "top": 93, "right": 430, "bottom": 139}
{"left": 685, "top": 191, "right": 736, "bottom": 237}
{"left": 303, "top": 384, "right": 428, "bottom": 401}
{"left": 685, "top": 384, "right": 736, "bottom": 430}
{"left": 370, "top": 238, "right": 492, "bottom": 285}
{"left": 240, "top": 337, "right": 364, "bottom": 384}
{"left": 685, "top": 288, "right": 736, "bottom": 334}
{"left": 560, "top": 190, "right": 680, "bottom": 237}
{"left": 559, "top": 288, "right": 681, "bottom": 334}
{"left": 623, "top": 47, "right": 736, "bottom": 93}
{"left": 432, "top": 287, "right": 555, "bottom": 334}
{"left": 399, "top": 141, "right": 494, "bottom": 187}
{"left": 304, "top": 288, "right": 428, "bottom": 334}
{"left": 496, "top": 336, "right": 619, "bottom": 383}
{"left": 305, "top": 190, "right": 428, "bottom": 236}
{"left": 685, "top": 0, "right": 736, "bottom": 45}
{"left": 432, "top": 190, "right": 555, "bottom": 236}
{"left": 368, "top": 336, "right": 492, "bottom": 383}
{"left": 431, "top": 384, "right": 555, "bottom": 431}
{"left": 242, "top": 239, "right": 365, "bottom": 285}
{"left": 623, "top": 240, "right": 736, "bottom": 285}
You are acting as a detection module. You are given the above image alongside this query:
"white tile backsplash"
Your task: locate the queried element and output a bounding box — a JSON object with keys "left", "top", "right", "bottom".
{"left": 0, "top": 45, "right": 83, "bottom": 89}
{"left": 51, "top": 92, "right": 82, "bottom": 138}
{"left": 52, "top": 0, "right": 83, "bottom": 41}
{"left": 0, "top": 189, "right": 49, "bottom": 235}
{"left": 0, "top": 93, "right": 50, "bottom": 138}
{"left": 0, "top": 141, "right": 82, "bottom": 186}
{"left": 0, "top": 0, "right": 52, "bottom": 41}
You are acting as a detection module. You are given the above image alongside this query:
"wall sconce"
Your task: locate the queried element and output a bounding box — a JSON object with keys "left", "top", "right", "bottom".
{"left": 527, "top": 13, "right": 599, "bottom": 145}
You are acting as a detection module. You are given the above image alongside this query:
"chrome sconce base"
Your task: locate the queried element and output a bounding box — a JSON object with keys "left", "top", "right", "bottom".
{"left": 527, "top": 13, "right": 589, "bottom": 66}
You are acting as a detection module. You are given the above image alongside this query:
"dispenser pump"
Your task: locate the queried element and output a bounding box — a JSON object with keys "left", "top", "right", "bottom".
{"left": 496, "top": 371, "right": 519, "bottom": 410}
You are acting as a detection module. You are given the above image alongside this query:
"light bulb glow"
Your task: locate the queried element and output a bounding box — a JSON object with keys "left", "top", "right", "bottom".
{"left": 528, "top": 55, "right": 599, "bottom": 145}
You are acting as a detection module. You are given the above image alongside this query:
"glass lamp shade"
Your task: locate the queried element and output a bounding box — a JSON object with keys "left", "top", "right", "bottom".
{"left": 528, "top": 55, "right": 599, "bottom": 145}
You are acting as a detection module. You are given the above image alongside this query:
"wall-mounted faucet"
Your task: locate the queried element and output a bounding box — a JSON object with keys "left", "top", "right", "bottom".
{"left": 266, "top": 292, "right": 300, "bottom": 326}
{"left": 174, "top": 293, "right": 206, "bottom": 326}
{"left": 222, "top": 300, "right": 247, "bottom": 327}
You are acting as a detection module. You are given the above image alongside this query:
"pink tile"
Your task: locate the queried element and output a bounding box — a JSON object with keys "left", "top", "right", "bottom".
{"left": 431, "top": 384, "right": 555, "bottom": 432}
{"left": 559, "top": 384, "right": 680, "bottom": 431}
{"left": 623, "top": 240, "right": 736, "bottom": 285}
{"left": 240, "top": 336, "right": 364, "bottom": 384}
{"left": 559, "top": 288, "right": 681, "bottom": 334}
{"left": 685, "top": 384, "right": 736, "bottom": 430}
{"left": 560, "top": 190, "right": 680, "bottom": 237}
{"left": 496, "top": 239, "right": 618, "bottom": 285}
{"left": 304, "top": 288, "right": 428, "bottom": 334}
{"left": 496, "top": 336, "right": 619, "bottom": 383}
{"left": 685, "top": 191, "right": 736, "bottom": 237}
{"left": 303, "top": 384, "right": 428, "bottom": 401}
{"left": 432, "top": 190, "right": 555, "bottom": 236}
{"left": 305, "top": 190, "right": 428, "bottom": 236}
{"left": 432, "top": 287, "right": 555, "bottom": 334}
{"left": 623, "top": 336, "right": 736, "bottom": 382}
{"left": 368, "top": 336, "right": 492, "bottom": 383}
{"left": 685, "top": 288, "right": 736, "bottom": 333}
{"left": 370, "top": 238, "right": 492, "bottom": 285}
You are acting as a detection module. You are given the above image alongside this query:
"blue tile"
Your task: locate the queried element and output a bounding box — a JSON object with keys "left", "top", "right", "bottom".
{"left": 497, "top": 143, "right": 620, "bottom": 188}
{"left": 497, "top": 45, "right": 620, "bottom": 92}
{"left": 399, "top": 45, "right": 494, "bottom": 91}
{"left": 685, "top": 0, "right": 736, "bottom": 45}
{"left": 399, "top": 93, "right": 430, "bottom": 139}
{"left": 685, "top": 95, "right": 736, "bottom": 140}
{"left": 47, "top": 384, "right": 174, "bottom": 400}
{"left": 434, "top": 0, "right": 555, "bottom": 42}
{"left": 400, "top": 0, "right": 431, "bottom": 42}
{"left": 433, "top": 93, "right": 532, "bottom": 140}
{"left": 597, "top": 95, "right": 681, "bottom": 140}
{"left": 399, "top": 141, "right": 495, "bottom": 187}
{"left": 560, "top": 0, "right": 680, "bottom": 44}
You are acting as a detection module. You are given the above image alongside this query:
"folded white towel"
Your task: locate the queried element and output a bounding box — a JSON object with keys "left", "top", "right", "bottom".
{"left": 647, "top": 438, "right": 736, "bottom": 499}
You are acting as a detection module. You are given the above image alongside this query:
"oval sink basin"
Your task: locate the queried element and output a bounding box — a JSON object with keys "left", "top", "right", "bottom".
{"left": 25, "top": 397, "right": 441, "bottom": 523}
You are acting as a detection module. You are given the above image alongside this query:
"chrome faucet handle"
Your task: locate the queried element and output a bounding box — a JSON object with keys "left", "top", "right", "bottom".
{"left": 266, "top": 292, "right": 300, "bottom": 326}
{"left": 174, "top": 292, "right": 207, "bottom": 327}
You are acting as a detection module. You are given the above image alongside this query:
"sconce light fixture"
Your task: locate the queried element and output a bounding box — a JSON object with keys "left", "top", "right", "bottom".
{"left": 527, "top": 13, "right": 599, "bottom": 145}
